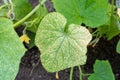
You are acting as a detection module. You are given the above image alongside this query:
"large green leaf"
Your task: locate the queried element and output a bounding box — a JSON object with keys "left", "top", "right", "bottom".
{"left": 13, "top": 0, "right": 32, "bottom": 20}
{"left": 35, "top": 12, "right": 92, "bottom": 72}
{"left": 116, "top": 40, "right": 120, "bottom": 54}
{"left": 0, "top": 18, "right": 26, "bottom": 79}
{"left": 52, "top": 0, "right": 109, "bottom": 28}
{"left": 88, "top": 60, "right": 115, "bottom": 80}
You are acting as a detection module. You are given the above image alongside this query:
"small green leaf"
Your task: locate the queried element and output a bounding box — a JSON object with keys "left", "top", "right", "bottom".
{"left": 52, "top": 0, "right": 109, "bottom": 27}
{"left": 88, "top": 60, "right": 115, "bottom": 80}
{"left": 35, "top": 12, "right": 92, "bottom": 72}
{"left": 13, "top": 0, "right": 32, "bottom": 20}
{"left": 0, "top": 18, "right": 26, "bottom": 79}
{"left": 97, "top": 16, "right": 120, "bottom": 40}
{"left": 116, "top": 40, "right": 120, "bottom": 54}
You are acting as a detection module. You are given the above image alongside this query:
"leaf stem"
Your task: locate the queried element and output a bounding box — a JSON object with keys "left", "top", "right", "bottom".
{"left": 70, "top": 67, "right": 74, "bottom": 80}
{"left": 13, "top": 4, "right": 40, "bottom": 28}
{"left": 64, "top": 24, "right": 69, "bottom": 33}
{"left": 111, "top": 0, "right": 115, "bottom": 18}
{"left": 82, "top": 73, "right": 91, "bottom": 76}
{"left": 78, "top": 66, "right": 92, "bottom": 80}
{"left": 78, "top": 66, "right": 82, "bottom": 80}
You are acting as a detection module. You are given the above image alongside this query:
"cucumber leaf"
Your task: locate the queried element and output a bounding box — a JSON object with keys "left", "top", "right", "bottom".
{"left": 0, "top": 18, "right": 26, "bottom": 79}
{"left": 88, "top": 60, "right": 115, "bottom": 80}
{"left": 52, "top": 0, "right": 109, "bottom": 28}
{"left": 35, "top": 12, "right": 92, "bottom": 72}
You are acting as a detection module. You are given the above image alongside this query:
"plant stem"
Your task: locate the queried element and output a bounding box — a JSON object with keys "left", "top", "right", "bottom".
{"left": 111, "top": 0, "right": 114, "bottom": 15}
{"left": 109, "top": 0, "right": 114, "bottom": 31}
{"left": 70, "top": 67, "right": 74, "bottom": 80}
{"left": 13, "top": 4, "right": 40, "bottom": 28}
{"left": 64, "top": 24, "right": 69, "bottom": 33}
{"left": 78, "top": 66, "right": 82, "bottom": 80}
{"left": 82, "top": 73, "right": 91, "bottom": 76}
{"left": 0, "top": 4, "right": 8, "bottom": 10}
{"left": 8, "top": 0, "right": 15, "bottom": 20}
{"left": 41, "top": 0, "right": 47, "bottom": 5}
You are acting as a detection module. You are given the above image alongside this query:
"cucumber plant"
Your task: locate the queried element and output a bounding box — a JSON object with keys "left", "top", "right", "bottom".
{"left": 0, "top": 0, "right": 119, "bottom": 80}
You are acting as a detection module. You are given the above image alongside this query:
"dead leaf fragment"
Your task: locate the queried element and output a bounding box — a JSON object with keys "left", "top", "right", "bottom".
{"left": 20, "top": 34, "right": 30, "bottom": 44}
{"left": 56, "top": 72, "right": 59, "bottom": 79}
{"left": 117, "top": 8, "right": 120, "bottom": 17}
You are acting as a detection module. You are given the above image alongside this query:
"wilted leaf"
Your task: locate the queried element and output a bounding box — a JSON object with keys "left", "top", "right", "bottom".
{"left": 35, "top": 12, "right": 92, "bottom": 72}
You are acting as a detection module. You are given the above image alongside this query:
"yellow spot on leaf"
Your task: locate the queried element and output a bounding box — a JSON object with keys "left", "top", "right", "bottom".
{"left": 20, "top": 34, "right": 30, "bottom": 44}
{"left": 56, "top": 72, "right": 59, "bottom": 80}
{"left": 117, "top": 8, "right": 120, "bottom": 17}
